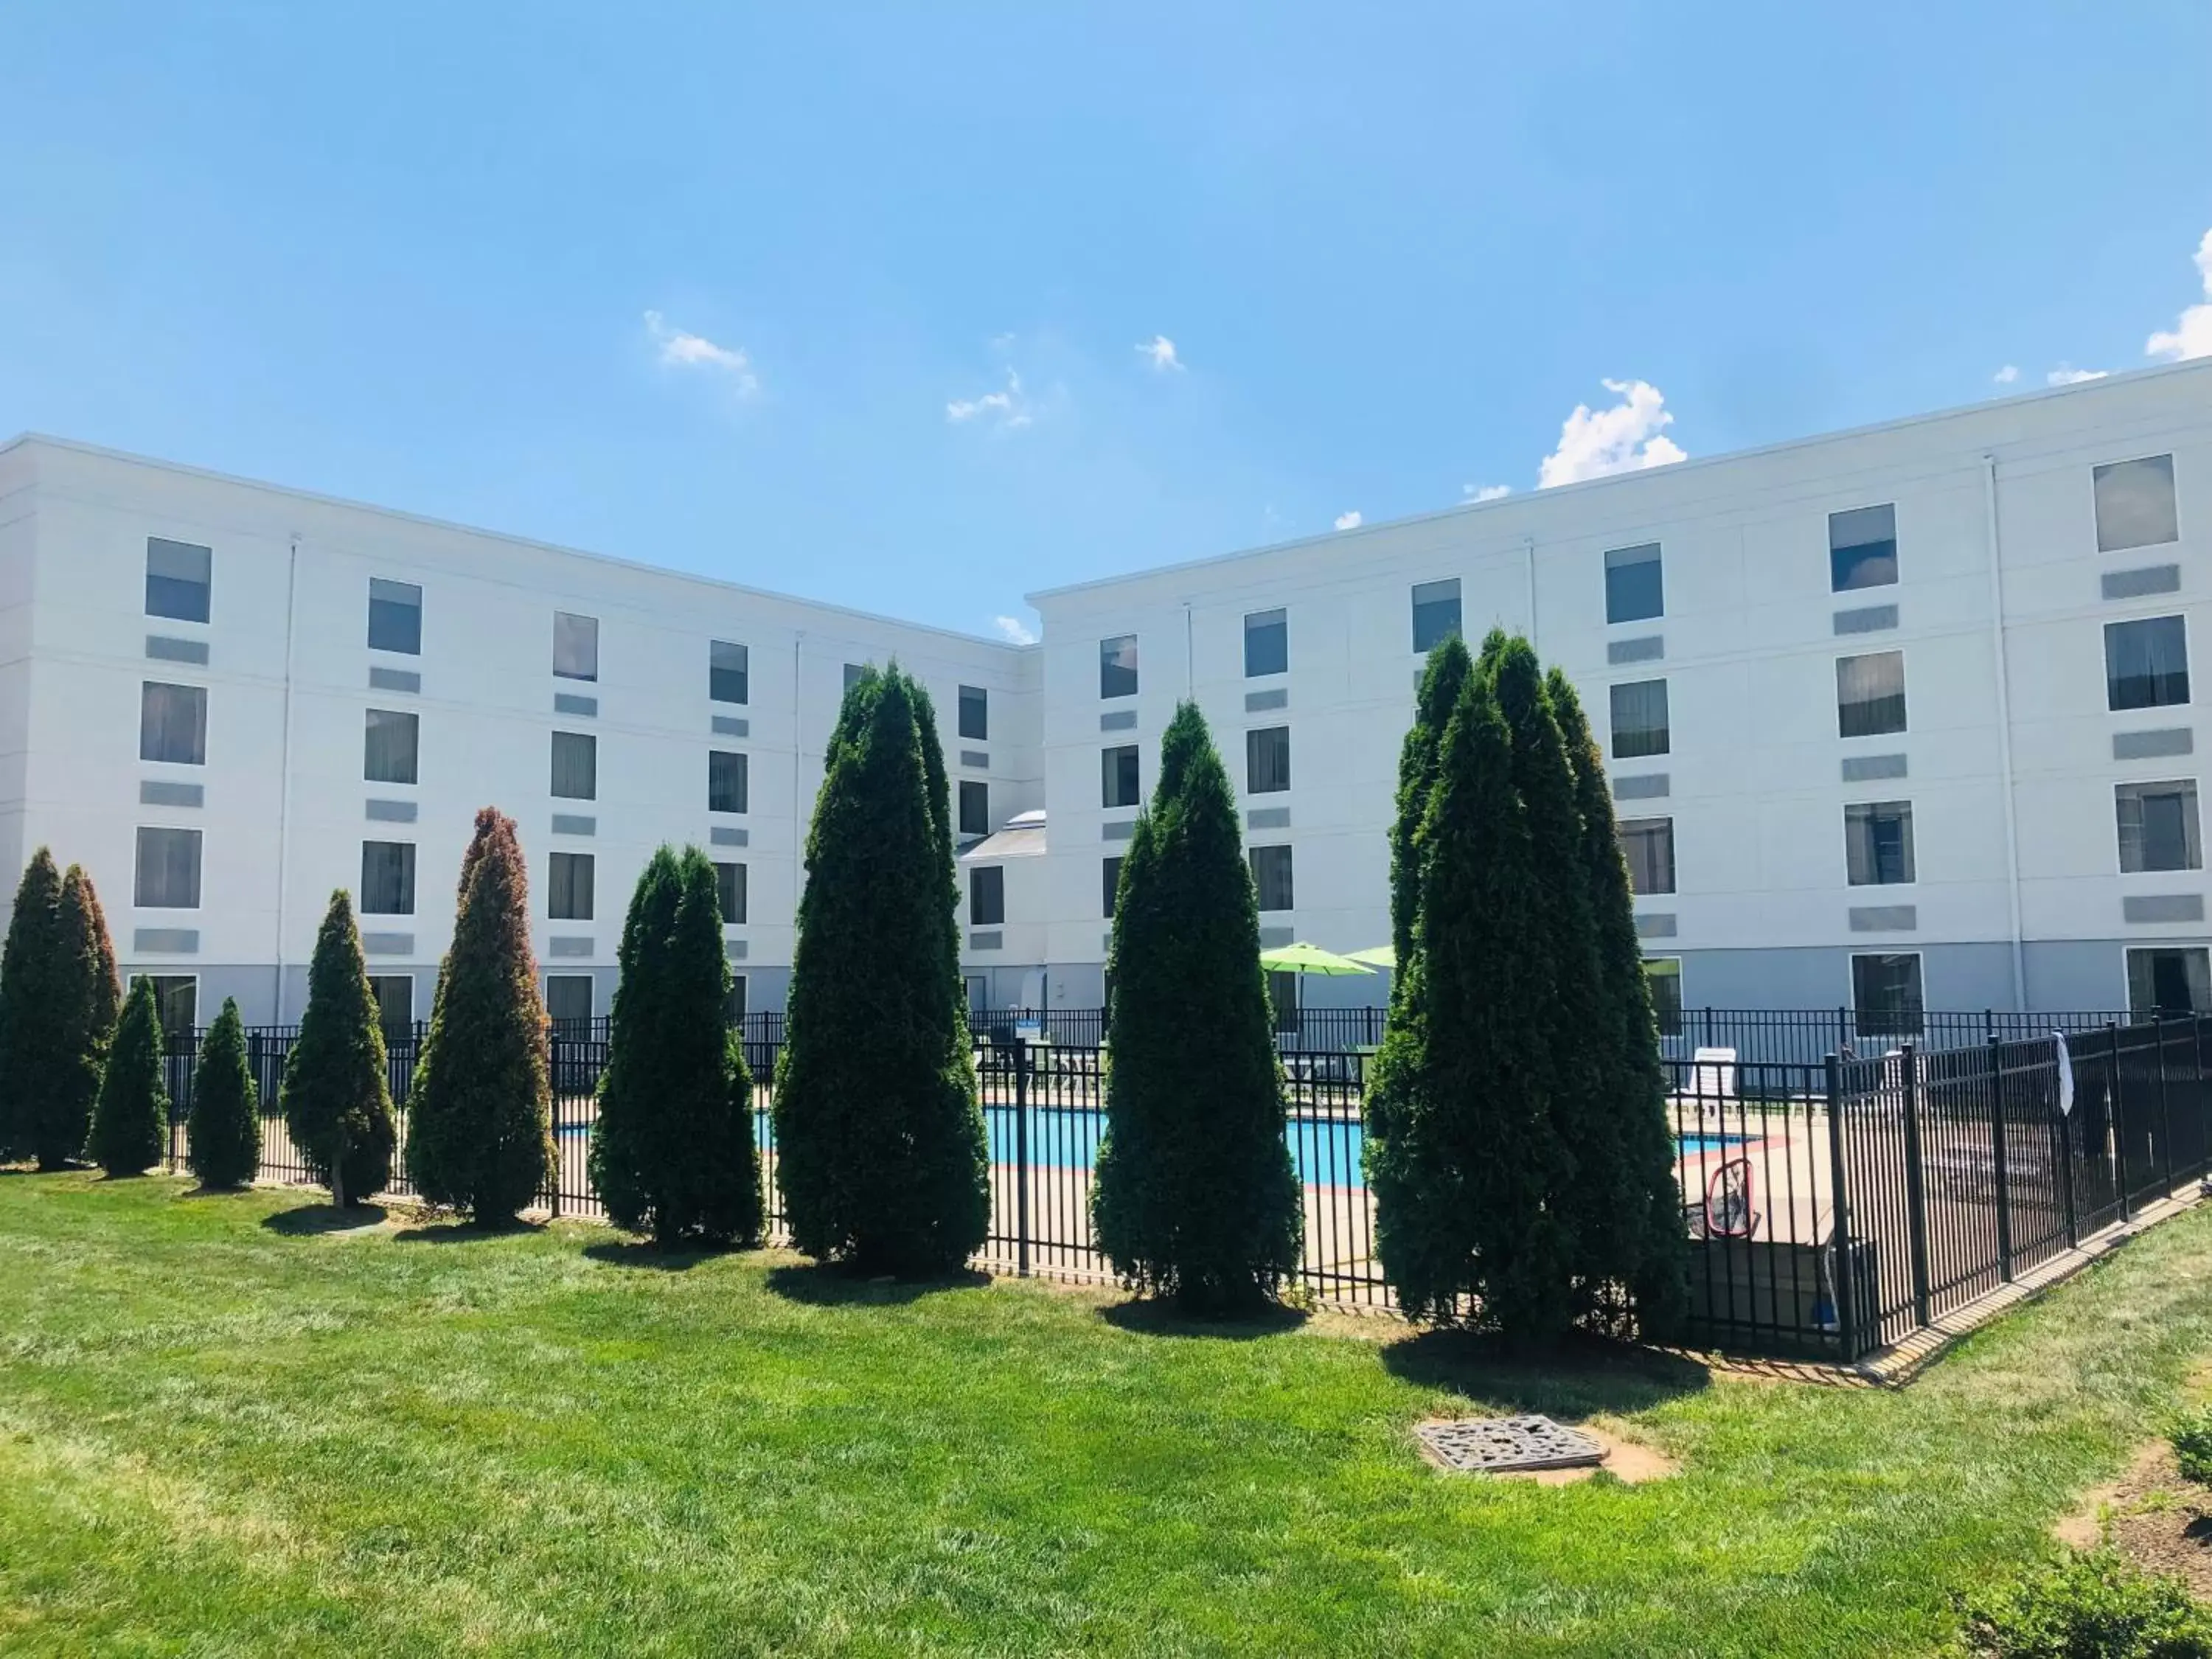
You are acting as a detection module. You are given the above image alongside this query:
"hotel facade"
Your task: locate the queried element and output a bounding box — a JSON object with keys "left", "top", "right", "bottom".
{"left": 4, "top": 356, "right": 2210, "bottom": 1032}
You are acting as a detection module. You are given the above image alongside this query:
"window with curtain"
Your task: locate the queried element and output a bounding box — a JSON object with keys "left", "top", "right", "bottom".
{"left": 549, "top": 852, "right": 594, "bottom": 921}
{"left": 1099, "top": 635, "right": 1139, "bottom": 698}
{"left": 1411, "top": 580, "right": 1461, "bottom": 653}
{"left": 1102, "top": 856, "right": 1123, "bottom": 919}
{"left": 711, "top": 640, "right": 749, "bottom": 704}
{"left": 1619, "top": 818, "right": 1675, "bottom": 894}
{"left": 544, "top": 974, "right": 594, "bottom": 1026}
{"left": 1644, "top": 959, "right": 1683, "bottom": 1037}
{"left": 134, "top": 828, "right": 202, "bottom": 908}
{"left": 361, "top": 841, "right": 416, "bottom": 915}
{"left": 1604, "top": 543, "right": 1663, "bottom": 624}
{"left": 1248, "top": 844, "right": 1294, "bottom": 911}
{"left": 2094, "top": 455, "right": 2180, "bottom": 554}
{"left": 1844, "top": 801, "right": 1916, "bottom": 886}
{"left": 364, "top": 709, "right": 418, "bottom": 785}
{"left": 1851, "top": 953, "right": 1924, "bottom": 1037}
{"left": 1609, "top": 679, "right": 1670, "bottom": 758}
{"left": 1102, "top": 745, "right": 1140, "bottom": 809}
{"left": 959, "top": 685, "right": 988, "bottom": 741}
{"left": 2129, "top": 947, "right": 2212, "bottom": 1016}
{"left": 2116, "top": 780, "right": 2202, "bottom": 872}
{"left": 1246, "top": 726, "right": 1290, "bottom": 793}
{"left": 959, "top": 780, "right": 990, "bottom": 838}
{"left": 1829, "top": 504, "right": 1899, "bottom": 591}
{"left": 139, "top": 681, "right": 206, "bottom": 765}
{"left": 145, "top": 538, "right": 212, "bottom": 623}
{"left": 550, "top": 731, "right": 597, "bottom": 800}
{"left": 367, "top": 578, "right": 422, "bottom": 654}
{"left": 2105, "top": 616, "right": 2190, "bottom": 711}
{"left": 1244, "top": 608, "right": 1288, "bottom": 677}
{"left": 714, "top": 860, "right": 747, "bottom": 925}
{"left": 1837, "top": 651, "right": 1907, "bottom": 737}
{"left": 969, "top": 865, "right": 1006, "bottom": 926}
{"left": 709, "top": 751, "right": 748, "bottom": 813}
{"left": 553, "top": 612, "right": 599, "bottom": 681}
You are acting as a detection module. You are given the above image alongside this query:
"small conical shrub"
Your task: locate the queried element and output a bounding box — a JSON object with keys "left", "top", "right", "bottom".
{"left": 56, "top": 865, "right": 124, "bottom": 1168}
{"left": 89, "top": 976, "right": 167, "bottom": 1176}
{"left": 0, "top": 850, "right": 74, "bottom": 1166}
{"left": 1093, "top": 700, "right": 1301, "bottom": 1312}
{"left": 775, "top": 665, "right": 988, "bottom": 1275}
{"left": 591, "top": 845, "right": 762, "bottom": 1247}
{"left": 280, "top": 891, "right": 396, "bottom": 1206}
{"left": 406, "top": 809, "right": 555, "bottom": 1222}
{"left": 187, "top": 997, "right": 261, "bottom": 1190}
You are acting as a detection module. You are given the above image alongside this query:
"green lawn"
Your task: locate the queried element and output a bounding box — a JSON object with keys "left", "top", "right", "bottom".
{"left": 1, "top": 1177, "right": 2208, "bottom": 1658}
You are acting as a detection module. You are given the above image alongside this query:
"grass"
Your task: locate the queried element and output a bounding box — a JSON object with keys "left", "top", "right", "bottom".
{"left": 2, "top": 1178, "right": 2210, "bottom": 1658}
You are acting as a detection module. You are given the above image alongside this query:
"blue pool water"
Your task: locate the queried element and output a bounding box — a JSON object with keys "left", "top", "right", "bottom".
{"left": 1677, "top": 1132, "right": 1756, "bottom": 1157}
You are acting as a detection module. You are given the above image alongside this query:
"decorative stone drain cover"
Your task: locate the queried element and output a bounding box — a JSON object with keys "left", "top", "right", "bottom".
{"left": 1416, "top": 1414, "right": 1607, "bottom": 1473}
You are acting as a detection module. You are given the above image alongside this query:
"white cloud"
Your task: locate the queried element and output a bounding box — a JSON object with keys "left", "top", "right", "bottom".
{"left": 643, "top": 310, "right": 758, "bottom": 394}
{"left": 946, "top": 369, "right": 1032, "bottom": 430}
{"left": 2146, "top": 227, "right": 2212, "bottom": 361}
{"left": 1537, "top": 378, "right": 1688, "bottom": 489}
{"left": 1334, "top": 510, "right": 1363, "bottom": 530}
{"left": 992, "top": 614, "right": 1038, "bottom": 645}
{"left": 1992, "top": 364, "right": 2020, "bottom": 385}
{"left": 2047, "top": 364, "right": 2108, "bottom": 386}
{"left": 1136, "top": 335, "right": 1183, "bottom": 371}
{"left": 1464, "top": 483, "right": 1511, "bottom": 502}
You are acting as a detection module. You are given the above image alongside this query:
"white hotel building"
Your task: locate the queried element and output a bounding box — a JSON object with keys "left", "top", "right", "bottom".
{"left": 3, "top": 357, "right": 2210, "bottom": 1033}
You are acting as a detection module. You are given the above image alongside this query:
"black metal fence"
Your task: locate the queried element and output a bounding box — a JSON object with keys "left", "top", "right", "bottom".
{"left": 151, "top": 1006, "right": 2212, "bottom": 1359}
{"left": 1655, "top": 1006, "right": 2135, "bottom": 1070}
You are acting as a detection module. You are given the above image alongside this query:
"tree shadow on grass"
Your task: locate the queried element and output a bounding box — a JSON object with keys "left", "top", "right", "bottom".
{"left": 1380, "top": 1326, "right": 1712, "bottom": 1420}
{"left": 178, "top": 1181, "right": 257, "bottom": 1200}
{"left": 765, "top": 1261, "right": 992, "bottom": 1307}
{"left": 260, "top": 1202, "right": 389, "bottom": 1236}
{"left": 1098, "top": 1296, "right": 1311, "bottom": 1341}
{"left": 393, "top": 1215, "right": 546, "bottom": 1244}
{"left": 582, "top": 1238, "right": 739, "bottom": 1274}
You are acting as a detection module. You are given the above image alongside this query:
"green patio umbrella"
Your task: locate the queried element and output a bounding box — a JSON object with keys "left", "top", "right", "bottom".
{"left": 1345, "top": 945, "right": 1396, "bottom": 970}
{"left": 1258, "top": 941, "right": 1374, "bottom": 977}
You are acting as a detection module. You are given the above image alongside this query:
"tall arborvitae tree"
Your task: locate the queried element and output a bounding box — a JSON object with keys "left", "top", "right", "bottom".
{"left": 1548, "top": 668, "right": 1688, "bottom": 1336}
{"left": 775, "top": 665, "right": 988, "bottom": 1276}
{"left": 1093, "top": 701, "right": 1301, "bottom": 1311}
{"left": 89, "top": 976, "right": 167, "bottom": 1176}
{"left": 1388, "top": 636, "right": 1475, "bottom": 987}
{"left": 406, "top": 809, "right": 556, "bottom": 1222}
{"left": 1366, "top": 669, "right": 1576, "bottom": 1336}
{"left": 0, "top": 850, "right": 74, "bottom": 1167}
{"left": 590, "top": 845, "right": 762, "bottom": 1247}
{"left": 58, "top": 866, "right": 124, "bottom": 1165}
{"left": 280, "top": 891, "right": 397, "bottom": 1206}
{"left": 188, "top": 997, "right": 261, "bottom": 1189}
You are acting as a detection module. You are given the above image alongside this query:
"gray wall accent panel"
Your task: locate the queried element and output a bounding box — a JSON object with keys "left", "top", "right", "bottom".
{"left": 1635, "top": 913, "right": 1677, "bottom": 938}
{"left": 1841, "top": 754, "right": 1909, "bottom": 782}
{"left": 709, "top": 825, "right": 749, "bottom": 847}
{"left": 726, "top": 939, "right": 750, "bottom": 960}
{"left": 1614, "top": 773, "right": 1670, "bottom": 800}
{"left": 1833, "top": 605, "right": 1899, "bottom": 635}
{"left": 713, "top": 715, "right": 750, "bottom": 737}
{"left": 967, "top": 930, "right": 1004, "bottom": 950}
{"left": 361, "top": 933, "right": 414, "bottom": 956}
{"left": 2115, "top": 728, "right": 2193, "bottom": 759}
{"left": 1607, "top": 635, "right": 1663, "bottom": 664}
{"left": 960, "top": 748, "right": 989, "bottom": 768}
{"left": 554, "top": 692, "right": 598, "bottom": 717}
{"left": 1100, "top": 710, "right": 1137, "bottom": 731}
{"left": 365, "top": 799, "right": 418, "bottom": 822}
{"left": 146, "top": 635, "right": 209, "bottom": 664}
{"left": 1258, "top": 925, "right": 1295, "bottom": 947}
{"left": 133, "top": 928, "right": 200, "bottom": 953}
{"left": 549, "top": 936, "right": 594, "bottom": 958}
{"left": 2124, "top": 894, "right": 2205, "bottom": 923}
{"left": 1245, "top": 687, "right": 1289, "bottom": 712}
{"left": 368, "top": 667, "right": 420, "bottom": 693}
{"left": 1848, "top": 905, "right": 1919, "bottom": 931}
{"left": 1247, "top": 806, "right": 1291, "bottom": 830}
{"left": 2103, "top": 565, "right": 2182, "bottom": 599}
{"left": 1102, "top": 819, "right": 1135, "bottom": 841}
{"left": 551, "top": 813, "right": 596, "bottom": 836}
{"left": 140, "top": 780, "right": 204, "bottom": 807}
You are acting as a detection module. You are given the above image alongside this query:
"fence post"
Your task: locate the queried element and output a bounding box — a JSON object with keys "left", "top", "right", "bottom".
{"left": 2109, "top": 1021, "right": 2133, "bottom": 1224}
{"left": 1824, "top": 1053, "right": 1858, "bottom": 1361}
{"left": 1986, "top": 1033, "right": 2014, "bottom": 1281}
{"left": 546, "top": 1024, "right": 562, "bottom": 1220}
{"left": 1013, "top": 1037, "right": 1032, "bottom": 1279}
{"left": 2155, "top": 1016, "right": 2177, "bottom": 1197}
{"left": 1900, "top": 1041, "right": 1933, "bottom": 1329}
{"left": 2197, "top": 1015, "right": 2212, "bottom": 1187}
{"left": 2053, "top": 1030, "right": 2080, "bottom": 1249}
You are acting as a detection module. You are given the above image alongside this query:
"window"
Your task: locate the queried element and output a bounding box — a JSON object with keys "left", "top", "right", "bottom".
{"left": 1851, "top": 953, "right": 1924, "bottom": 1037}
{"left": 139, "top": 682, "right": 206, "bottom": 765}
{"left": 709, "top": 750, "right": 748, "bottom": 813}
{"left": 552, "top": 612, "right": 598, "bottom": 681}
{"left": 1830, "top": 504, "right": 1899, "bottom": 591}
{"left": 959, "top": 684, "right": 988, "bottom": 741}
{"left": 959, "top": 780, "right": 990, "bottom": 839}
{"left": 368, "top": 975, "right": 413, "bottom": 1037}
{"left": 1609, "top": 679, "right": 1670, "bottom": 759}
{"left": 710, "top": 639, "right": 749, "bottom": 705}
{"left": 1244, "top": 608, "right": 1288, "bottom": 677}
{"left": 1837, "top": 650, "right": 1907, "bottom": 737}
{"left": 551, "top": 731, "right": 597, "bottom": 800}
{"left": 2095, "top": 455, "right": 2180, "bottom": 554}
{"left": 361, "top": 841, "right": 416, "bottom": 915}
{"left": 2129, "top": 947, "right": 2212, "bottom": 1017}
{"left": 1844, "top": 801, "right": 1916, "bottom": 886}
{"left": 2106, "top": 616, "right": 2190, "bottom": 711}
{"left": 1246, "top": 726, "right": 1291, "bottom": 794}
{"left": 964, "top": 975, "right": 987, "bottom": 1018}
{"left": 969, "top": 865, "right": 1006, "bottom": 926}
{"left": 1266, "top": 970, "right": 1298, "bottom": 1034}
{"left": 1620, "top": 817, "right": 1675, "bottom": 895}
{"left": 1100, "top": 635, "right": 1139, "bottom": 698}
{"left": 844, "top": 662, "right": 866, "bottom": 692}
{"left": 726, "top": 973, "right": 748, "bottom": 1026}
{"left": 131, "top": 975, "right": 198, "bottom": 1038}
{"left": 1644, "top": 959, "right": 1684, "bottom": 1037}
{"left": 545, "top": 974, "right": 593, "bottom": 1029}
{"left": 134, "top": 828, "right": 201, "bottom": 909}
{"left": 2117, "top": 780, "right": 2202, "bottom": 873}
{"left": 714, "top": 860, "right": 747, "bottom": 925}
{"left": 367, "top": 578, "right": 422, "bottom": 654}
{"left": 1411, "top": 579, "right": 1461, "bottom": 653}
{"left": 1102, "top": 856, "right": 1123, "bottom": 919}
{"left": 549, "top": 852, "right": 594, "bottom": 921}
{"left": 1102, "top": 745, "right": 1140, "bottom": 810}
{"left": 1249, "top": 844, "right": 1294, "bottom": 911}
{"left": 145, "top": 538, "right": 211, "bottom": 623}
{"left": 364, "top": 709, "right": 418, "bottom": 785}
{"left": 1604, "top": 543, "right": 1664, "bottom": 625}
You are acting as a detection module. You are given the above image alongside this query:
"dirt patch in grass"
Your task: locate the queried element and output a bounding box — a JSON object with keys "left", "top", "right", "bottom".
{"left": 2056, "top": 1441, "right": 2212, "bottom": 1597}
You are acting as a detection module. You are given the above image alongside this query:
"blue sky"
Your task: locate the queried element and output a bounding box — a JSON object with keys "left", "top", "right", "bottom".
{"left": 4, "top": 3, "right": 2208, "bottom": 640}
